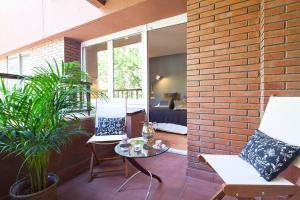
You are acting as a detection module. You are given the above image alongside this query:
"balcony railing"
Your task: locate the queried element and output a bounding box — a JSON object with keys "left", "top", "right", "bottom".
{"left": 113, "top": 88, "right": 142, "bottom": 99}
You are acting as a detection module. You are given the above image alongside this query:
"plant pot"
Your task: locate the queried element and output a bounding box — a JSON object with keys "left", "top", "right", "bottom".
{"left": 9, "top": 173, "right": 59, "bottom": 200}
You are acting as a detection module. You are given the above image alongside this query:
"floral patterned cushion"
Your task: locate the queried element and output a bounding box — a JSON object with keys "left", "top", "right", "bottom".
{"left": 240, "top": 129, "right": 300, "bottom": 181}
{"left": 96, "top": 117, "right": 126, "bottom": 136}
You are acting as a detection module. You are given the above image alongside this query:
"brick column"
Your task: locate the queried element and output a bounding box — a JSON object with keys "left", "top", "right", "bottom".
{"left": 260, "top": 0, "right": 300, "bottom": 108}
{"left": 187, "top": 0, "right": 300, "bottom": 181}
{"left": 64, "top": 37, "right": 81, "bottom": 63}
{"left": 187, "top": 0, "right": 261, "bottom": 178}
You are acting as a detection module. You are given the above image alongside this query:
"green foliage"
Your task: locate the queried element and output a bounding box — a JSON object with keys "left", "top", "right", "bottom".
{"left": 113, "top": 46, "right": 142, "bottom": 90}
{"left": 0, "top": 61, "right": 104, "bottom": 193}
{"left": 97, "top": 45, "right": 142, "bottom": 91}
{"left": 97, "top": 50, "right": 108, "bottom": 91}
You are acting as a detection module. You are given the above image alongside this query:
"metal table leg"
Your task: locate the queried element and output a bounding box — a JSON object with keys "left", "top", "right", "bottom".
{"left": 116, "top": 157, "right": 162, "bottom": 200}
{"left": 117, "top": 171, "right": 141, "bottom": 192}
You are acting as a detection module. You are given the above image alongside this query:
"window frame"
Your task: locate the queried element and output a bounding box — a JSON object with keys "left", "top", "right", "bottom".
{"left": 5, "top": 51, "right": 32, "bottom": 76}
{"left": 20, "top": 52, "right": 32, "bottom": 75}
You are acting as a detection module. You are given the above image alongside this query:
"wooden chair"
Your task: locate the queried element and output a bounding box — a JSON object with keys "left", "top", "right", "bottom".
{"left": 198, "top": 97, "right": 300, "bottom": 200}
{"left": 87, "top": 98, "right": 129, "bottom": 182}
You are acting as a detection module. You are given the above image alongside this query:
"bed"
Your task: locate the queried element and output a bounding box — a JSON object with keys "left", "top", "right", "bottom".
{"left": 149, "top": 107, "right": 187, "bottom": 134}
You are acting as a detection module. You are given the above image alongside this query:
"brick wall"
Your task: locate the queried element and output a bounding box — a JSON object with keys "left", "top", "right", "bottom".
{"left": 260, "top": 0, "right": 300, "bottom": 106}
{"left": 186, "top": 0, "right": 300, "bottom": 177}
{"left": 30, "top": 39, "right": 65, "bottom": 68}
{"left": 0, "top": 37, "right": 81, "bottom": 74}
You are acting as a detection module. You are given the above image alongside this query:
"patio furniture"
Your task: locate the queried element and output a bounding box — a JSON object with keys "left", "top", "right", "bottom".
{"left": 87, "top": 98, "right": 129, "bottom": 182}
{"left": 115, "top": 137, "right": 169, "bottom": 200}
{"left": 198, "top": 97, "right": 300, "bottom": 200}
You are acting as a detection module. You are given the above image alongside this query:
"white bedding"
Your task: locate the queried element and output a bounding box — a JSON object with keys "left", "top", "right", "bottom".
{"left": 153, "top": 123, "right": 187, "bottom": 135}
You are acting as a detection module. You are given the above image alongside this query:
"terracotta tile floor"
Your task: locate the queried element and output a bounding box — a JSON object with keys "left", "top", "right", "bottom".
{"left": 58, "top": 152, "right": 237, "bottom": 200}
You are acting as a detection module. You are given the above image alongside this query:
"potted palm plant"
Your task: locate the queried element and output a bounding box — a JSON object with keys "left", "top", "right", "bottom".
{"left": 0, "top": 61, "right": 100, "bottom": 200}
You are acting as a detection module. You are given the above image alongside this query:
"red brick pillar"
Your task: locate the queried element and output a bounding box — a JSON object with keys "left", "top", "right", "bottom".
{"left": 186, "top": 0, "right": 261, "bottom": 180}
{"left": 64, "top": 37, "right": 81, "bottom": 63}
{"left": 260, "top": 0, "right": 300, "bottom": 108}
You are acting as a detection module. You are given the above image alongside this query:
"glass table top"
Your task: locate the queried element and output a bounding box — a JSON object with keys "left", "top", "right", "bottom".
{"left": 114, "top": 137, "right": 169, "bottom": 158}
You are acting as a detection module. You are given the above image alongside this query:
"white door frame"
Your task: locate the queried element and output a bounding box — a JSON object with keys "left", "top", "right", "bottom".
{"left": 81, "top": 13, "right": 187, "bottom": 111}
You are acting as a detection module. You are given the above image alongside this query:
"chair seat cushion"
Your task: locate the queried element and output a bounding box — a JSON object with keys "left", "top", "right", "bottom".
{"left": 239, "top": 130, "right": 300, "bottom": 181}
{"left": 202, "top": 155, "right": 294, "bottom": 186}
{"left": 87, "top": 134, "right": 125, "bottom": 143}
{"left": 96, "top": 117, "right": 125, "bottom": 136}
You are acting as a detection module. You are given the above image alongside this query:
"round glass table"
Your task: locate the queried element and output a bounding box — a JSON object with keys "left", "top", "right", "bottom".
{"left": 114, "top": 137, "right": 169, "bottom": 200}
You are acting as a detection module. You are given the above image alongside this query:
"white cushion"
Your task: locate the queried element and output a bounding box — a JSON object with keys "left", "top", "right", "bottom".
{"left": 202, "top": 155, "right": 294, "bottom": 186}
{"left": 95, "top": 99, "right": 127, "bottom": 127}
{"left": 259, "top": 97, "right": 300, "bottom": 146}
{"left": 87, "top": 134, "right": 125, "bottom": 143}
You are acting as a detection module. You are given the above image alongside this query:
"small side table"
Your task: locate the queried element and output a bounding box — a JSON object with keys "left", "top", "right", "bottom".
{"left": 114, "top": 137, "right": 169, "bottom": 200}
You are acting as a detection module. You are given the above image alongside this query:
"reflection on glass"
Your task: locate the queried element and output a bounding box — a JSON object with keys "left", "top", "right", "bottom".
{"left": 97, "top": 49, "right": 108, "bottom": 95}
{"left": 85, "top": 42, "right": 108, "bottom": 96}
{"left": 7, "top": 57, "right": 20, "bottom": 75}
{"left": 21, "top": 54, "right": 33, "bottom": 75}
{"left": 7, "top": 57, "right": 22, "bottom": 91}
{"left": 113, "top": 34, "right": 142, "bottom": 99}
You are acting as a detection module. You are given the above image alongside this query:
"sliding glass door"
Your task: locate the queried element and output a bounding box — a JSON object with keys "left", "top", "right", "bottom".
{"left": 82, "top": 14, "right": 187, "bottom": 111}
{"left": 113, "top": 34, "right": 143, "bottom": 100}
{"left": 83, "top": 32, "right": 144, "bottom": 108}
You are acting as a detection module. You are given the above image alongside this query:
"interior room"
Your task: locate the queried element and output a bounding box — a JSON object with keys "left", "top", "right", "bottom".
{"left": 148, "top": 23, "right": 187, "bottom": 151}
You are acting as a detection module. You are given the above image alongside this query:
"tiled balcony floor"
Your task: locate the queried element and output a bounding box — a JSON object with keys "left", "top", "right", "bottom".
{"left": 58, "top": 152, "right": 236, "bottom": 200}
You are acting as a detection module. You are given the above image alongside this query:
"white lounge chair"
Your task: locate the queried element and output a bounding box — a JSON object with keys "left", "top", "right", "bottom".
{"left": 198, "top": 97, "right": 300, "bottom": 200}
{"left": 87, "top": 98, "right": 128, "bottom": 181}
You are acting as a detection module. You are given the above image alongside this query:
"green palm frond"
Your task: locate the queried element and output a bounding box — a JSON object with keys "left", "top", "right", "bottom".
{"left": 0, "top": 60, "right": 105, "bottom": 193}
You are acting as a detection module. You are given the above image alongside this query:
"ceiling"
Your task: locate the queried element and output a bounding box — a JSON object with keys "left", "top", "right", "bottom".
{"left": 148, "top": 23, "right": 186, "bottom": 58}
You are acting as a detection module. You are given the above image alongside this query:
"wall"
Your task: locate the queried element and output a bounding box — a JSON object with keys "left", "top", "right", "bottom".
{"left": 64, "top": 38, "right": 81, "bottom": 63}
{"left": 0, "top": 0, "right": 145, "bottom": 56}
{"left": 186, "top": 0, "right": 300, "bottom": 181}
{"left": 0, "top": 37, "right": 81, "bottom": 74}
{"left": 30, "top": 39, "right": 65, "bottom": 68}
{"left": 260, "top": 0, "right": 300, "bottom": 106}
{"left": 149, "top": 53, "right": 187, "bottom": 103}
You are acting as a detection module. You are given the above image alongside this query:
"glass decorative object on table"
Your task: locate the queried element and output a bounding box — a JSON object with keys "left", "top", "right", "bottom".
{"left": 142, "top": 122, "right": 155, "bottom": 149}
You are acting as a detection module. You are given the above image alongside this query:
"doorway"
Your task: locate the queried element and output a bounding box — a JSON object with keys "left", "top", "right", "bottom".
{"left": 148, "top": 23, "right": 187, "bottom": 151}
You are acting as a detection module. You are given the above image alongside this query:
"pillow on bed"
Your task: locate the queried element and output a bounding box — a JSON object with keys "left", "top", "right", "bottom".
{"left": 239, "top": 129, "right": 300, "bottom": 181}
{"left": 155, "top": 100, "right": 169, "bottom": 108}
{"left": 174, "top": 100, "right": 187, "bottom": 110}
{"left": 155, "top": 99, "right": 175, "bottom": 109}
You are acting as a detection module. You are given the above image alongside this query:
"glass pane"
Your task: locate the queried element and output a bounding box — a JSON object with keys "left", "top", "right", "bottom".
{"left": 6, "top": 56, "right": 22, "bottom": 91}
{"left": 0, "top": 60, "right": 7, "bottom": 73}
{"left": 21, "top": 54, "right": 33, "bottom": 75}
{"left": 6, "top": 79, "right": 22, "bottom": 91}
{"left": 113, "top": 34, "right": 142, "bottom": 99}
{"left": 7, "top": 56, "right": 20, "bottom": 75}
{"left": 85, "top": 42, "right": 108, "bottom": 97}
{"left": 97, "top": 48, "right": 108, "bottom": 94}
